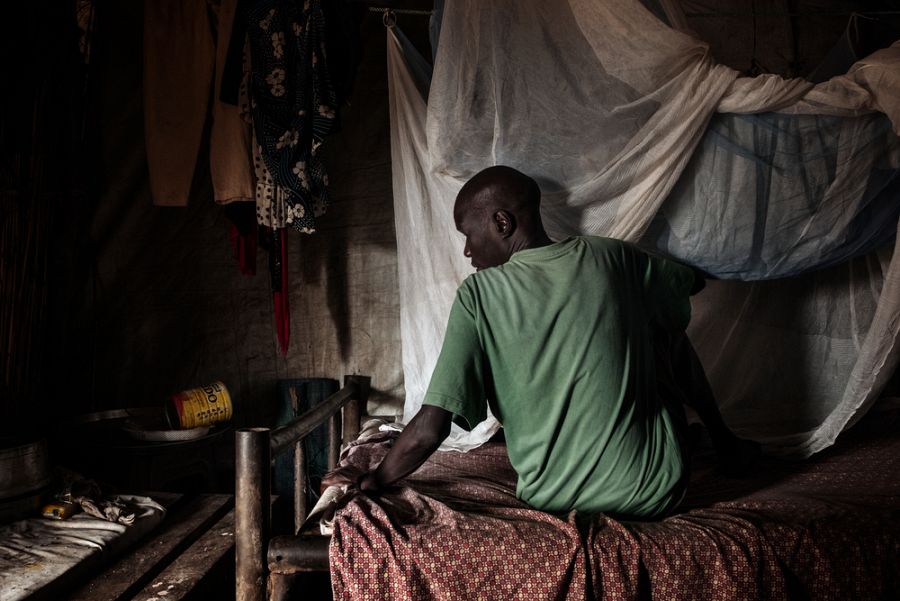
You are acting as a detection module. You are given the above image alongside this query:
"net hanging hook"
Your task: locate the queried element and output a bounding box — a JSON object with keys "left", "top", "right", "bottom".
{"left": 382, "top": 8, "right": 397, "bottom": 28}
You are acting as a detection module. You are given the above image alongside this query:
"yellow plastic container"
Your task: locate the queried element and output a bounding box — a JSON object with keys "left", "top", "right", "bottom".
{"left": 165, "top": 382, "right": 233, "bottom": 430}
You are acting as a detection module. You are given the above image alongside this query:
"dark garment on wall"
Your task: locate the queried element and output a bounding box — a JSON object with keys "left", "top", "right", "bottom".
{"left": 246, "top": 0, "right": 339, "bottom": 233}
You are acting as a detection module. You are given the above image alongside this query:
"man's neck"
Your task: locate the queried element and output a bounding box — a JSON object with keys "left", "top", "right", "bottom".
{"left": 508, "top": 231, "right": 554, "bottom": 256}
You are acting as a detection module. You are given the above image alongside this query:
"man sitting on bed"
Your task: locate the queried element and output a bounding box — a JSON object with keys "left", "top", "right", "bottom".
{"left": 352, "top": 165, "right": 758, "bottom": 518}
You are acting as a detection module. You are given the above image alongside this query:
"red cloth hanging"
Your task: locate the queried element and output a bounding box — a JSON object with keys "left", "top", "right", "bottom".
{"left": 229, "top": 222, "right": 257, "bottom": 276}
{"left": 230, "top": 219, "right": 291, "bottom": 356}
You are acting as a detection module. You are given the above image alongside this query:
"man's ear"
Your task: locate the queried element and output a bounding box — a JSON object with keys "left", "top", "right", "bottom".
{"left": 492, "top": 210, "right": 515, "bottom": 238}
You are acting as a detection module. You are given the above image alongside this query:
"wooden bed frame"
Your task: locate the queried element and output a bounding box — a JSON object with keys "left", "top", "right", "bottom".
{"left": 234, "top": 375, "right": 371, "bottom": 601}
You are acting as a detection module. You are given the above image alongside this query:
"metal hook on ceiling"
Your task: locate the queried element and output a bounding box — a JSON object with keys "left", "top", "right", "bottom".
{"left": 382, "top": 8, "right": 397, "bottom": 29}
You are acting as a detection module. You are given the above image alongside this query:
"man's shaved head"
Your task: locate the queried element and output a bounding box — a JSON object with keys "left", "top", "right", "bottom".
{"left": 454, "top": 165, "right": 542, "bottom": 221}
{"left": 453, "top": 166, "right": 551, "bottom": 271}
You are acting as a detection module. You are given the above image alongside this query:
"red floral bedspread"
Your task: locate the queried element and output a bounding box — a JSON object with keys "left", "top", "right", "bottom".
{"left": 329, "top": 413, "right": 900, "bottom": 600}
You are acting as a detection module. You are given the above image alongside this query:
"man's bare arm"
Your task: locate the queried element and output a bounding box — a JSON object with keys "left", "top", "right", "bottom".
{"left": 359, "top": 405, "right": 452, "bottom": 491}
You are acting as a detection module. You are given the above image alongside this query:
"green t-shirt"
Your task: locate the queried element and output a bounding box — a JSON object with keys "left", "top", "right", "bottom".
{"left": 422, "top": 236, "right": 694, "bottom": 518}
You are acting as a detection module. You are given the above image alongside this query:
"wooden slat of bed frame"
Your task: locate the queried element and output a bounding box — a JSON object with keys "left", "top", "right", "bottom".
{"left": 132, "top": 508, "right": 235, "bottom": 600}
{"left": 67, "top": 493, "right": 232, "bottom": 601}
{"left": 268, "top": 535, "right": 330, "bottom": 574}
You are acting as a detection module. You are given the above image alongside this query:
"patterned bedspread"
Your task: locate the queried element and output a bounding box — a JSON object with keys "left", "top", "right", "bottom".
{"left": 329, "top": 411, "right": 900, "bottom": 600}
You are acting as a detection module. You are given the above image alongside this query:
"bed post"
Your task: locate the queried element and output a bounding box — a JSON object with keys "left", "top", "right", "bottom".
{"left": 236, "top": 428, "right": 271, "bottom": 601}
{"left": 238, "top": 375, "right": 371, "bottom": 598}
{"left": 342, "top": 375, "right": 370, "bottom": 444}
{"left": 293, "top": 440, "right": 307, "bottom": 535}
{"left": 326, "top": 413, "right": 342, "bottom": 470}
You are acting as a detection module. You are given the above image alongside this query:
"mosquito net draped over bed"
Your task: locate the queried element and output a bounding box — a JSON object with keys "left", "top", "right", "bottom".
{"left": 389, "top": 0, "right": 900, "bottom": 457}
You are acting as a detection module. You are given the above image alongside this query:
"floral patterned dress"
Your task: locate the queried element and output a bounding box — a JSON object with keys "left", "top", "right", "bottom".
{"left": 246, "top": 0, "right": 337, "bottom": 232}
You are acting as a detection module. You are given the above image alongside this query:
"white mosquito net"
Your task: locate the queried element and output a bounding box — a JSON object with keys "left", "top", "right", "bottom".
{"left": 388, "top": 0, "right": 900, "bottom": 456}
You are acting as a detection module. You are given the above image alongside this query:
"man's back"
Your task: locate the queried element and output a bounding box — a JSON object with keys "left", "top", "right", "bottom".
{"left": 424, "top": 236, "right": 695, "bottom": 517}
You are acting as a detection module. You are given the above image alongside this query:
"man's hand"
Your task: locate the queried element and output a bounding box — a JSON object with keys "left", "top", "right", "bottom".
{"left": 357, "top": 473, "right": 381, "bottom": 492}
{"left": 320, "top": 466, "right": 380, "bottom": 494}
{"left": 321, "top": 464, "right": 365, "bottom": 491}
{"left": 320, "top": 406, "right": 453, "bottom": 496}
{"left": 357, "top": 406, "right": 453, "bottom": 493}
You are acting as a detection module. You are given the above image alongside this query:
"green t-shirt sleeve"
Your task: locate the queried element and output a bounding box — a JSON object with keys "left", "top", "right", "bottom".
{"left": 644, "top": 254, "right": 695, "bottom": 332}
{"left": 422, "top": 282, "right": 489, "bottom": 429}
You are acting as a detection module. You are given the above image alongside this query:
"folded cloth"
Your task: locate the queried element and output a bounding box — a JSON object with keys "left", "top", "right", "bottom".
{"left": 52, "top": 469, "right": 144, "bottom": 525}
{"left": 305, "top": 484, "right": 349, "bottom": 536}
{"left": 73, "top": 495, "right": 139, "bottom": 526}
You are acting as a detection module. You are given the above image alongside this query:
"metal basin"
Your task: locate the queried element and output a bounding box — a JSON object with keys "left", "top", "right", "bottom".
{"left": 0, "top": 437, "right": 50, "bottom": 499}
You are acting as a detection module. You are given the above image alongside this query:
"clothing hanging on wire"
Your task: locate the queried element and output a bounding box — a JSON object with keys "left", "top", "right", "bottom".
{"left": 245, "top": 0, "right": 338, "bottom": 233}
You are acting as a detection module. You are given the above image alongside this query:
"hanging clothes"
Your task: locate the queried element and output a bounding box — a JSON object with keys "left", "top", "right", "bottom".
{"left": 143, "top": 0, "right": 254, "bottom": 206}
{"left": 245, "top": 0, "right": 338, "bottom": 233}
